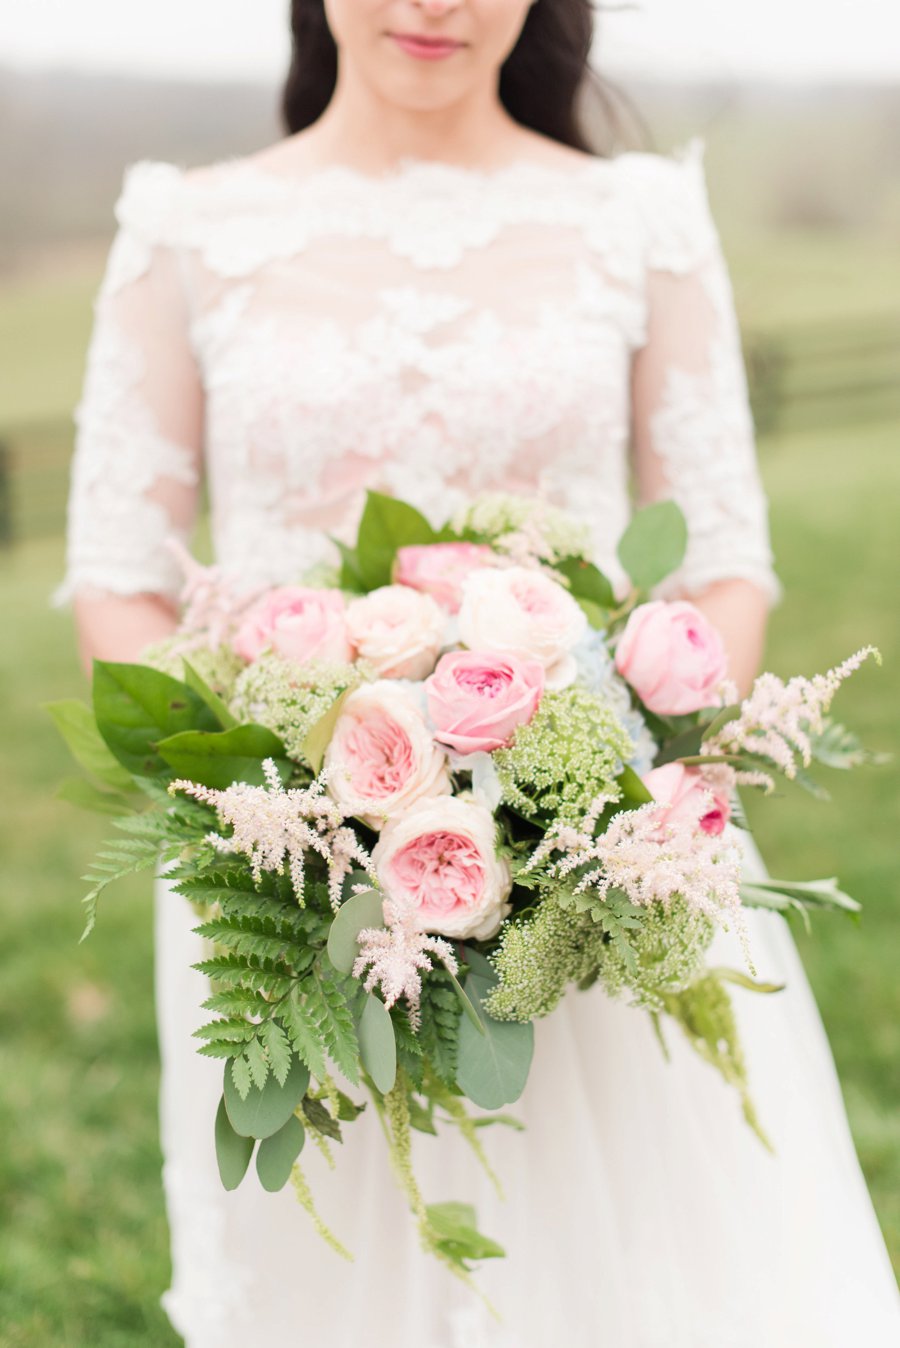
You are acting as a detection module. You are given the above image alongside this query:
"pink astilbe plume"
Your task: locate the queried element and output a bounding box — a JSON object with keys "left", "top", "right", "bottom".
{"left": 353, "top": 896, "right": 459, "bottom": 1030}
{"left": 706, "top": 647, "right": 880, "bottom": 789}
{"left": 528, "top": 790, "right": 745, "bottom": 931}
{"left": 168, "top": 759, "right": 374, "bottom": 908}
{"left": 164, "top": 537, "right": 261, "bottom": 649}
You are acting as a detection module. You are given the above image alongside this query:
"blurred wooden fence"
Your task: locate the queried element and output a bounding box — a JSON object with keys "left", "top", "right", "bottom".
{"left": 0, "top": 315, "right": 898, "bottom": 547}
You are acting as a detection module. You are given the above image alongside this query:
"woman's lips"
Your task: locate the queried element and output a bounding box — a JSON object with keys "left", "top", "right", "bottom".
{"left": 388, "top": 32, "right": 465, "bottom": 61}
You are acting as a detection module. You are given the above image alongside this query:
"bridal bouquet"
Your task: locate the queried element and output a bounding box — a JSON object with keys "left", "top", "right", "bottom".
{"left": 49, "top": 490, "right": 879, "bottom": 1280}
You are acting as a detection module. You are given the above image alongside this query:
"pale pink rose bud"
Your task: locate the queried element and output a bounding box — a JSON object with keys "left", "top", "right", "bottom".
{"left": 614, "top": 600, "right": 728, "bottom": 715}
{"left": 324, "top": 683, "right": 451, "bottom": 830}
{"left": 424, "top": 650, "right": 545, "bottom": 755}
{"left": 373, "top": 795, "right": 512, "bottom": 941}
{"left": 345, "top": 584, "right": 446, "bottom": 681}
{"left": 458, "top": 566, "right": 587, "bottom": 689}
{"left": 232, "top": 586, "right": 352, "bottom": 665}
{"left": 393, "top": 542, "right": 495, "bottom": 614}
{"left": 643, "top": 762, "right": 731, "bottom": 837}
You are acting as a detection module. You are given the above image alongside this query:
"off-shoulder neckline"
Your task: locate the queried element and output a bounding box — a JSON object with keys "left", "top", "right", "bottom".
{"left": 144, "top": 137, "right": 706, "bottom": 197}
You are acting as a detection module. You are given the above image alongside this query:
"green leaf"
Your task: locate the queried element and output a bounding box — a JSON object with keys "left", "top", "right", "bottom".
{"left": 181, "top": 659, "right": 239, "bottom": 730}
{"left": 701, "top": 704, "right": 743, "bottom": 742}
{"left": 707, "top": 967, "right": 786, "bottom": 995}
{"left": 357, "top": 994, "right": 397, "bottom": 1094}
{"left": 326, "top": 888, "right": 385, "bottom": 975}
{"left": 157, "top": 724, "right": 292, "bottom": 789}
{"left": 215, "top": 1096, "right": 255, "bottom": 1190}
{"left": 283, "top": 986, "right": 328, "bottom": 1080}
{"left": 445, "top": 968, "right": 486, "bottom": 1035}
{"left": 355, "top": 490, "right": 437, "bottom": 591}
{"left": 260, "top": 1019, "right": 292, "bottom": 1087}
{"left": 456, "top": 969, "right": 534, "bottom": 1109}
{"left": 230, "top": 1053, "right": 252, "bottom": 1100}
{"left": 92, "top": 660, "right": 218, "bottom": 777}
{"left": 56, "top": 776, "right": 136, "bottom": 817}
{"left": 331, "top": 537, "right": 366, "bottom": 593}
{"left": 303, "top": 689, "right": 351, "bottom": 774}
{"left": 223, "top": 1052, "right": 310, "bottom": 1139}
{"left": 617, "top": 500, "right": 688, "bottom": 592}
{"left": 44, "top": 698, "right": 136, "bottom": 790}
{"left": 305, "top": 967, "right": 361, "bottom": 1085}
{"left": 555, "top": 557, "right": 616, "bottom": 611}
{"left": 255, "top": 1114, "right": 305, "bottom": 1192}
{"left": 426, "top": 1201, "right": 505, "bottom": 1263}
{"left": 301, "top": 1096, "right": 343, "bottom": 1142}
{"left": 617, "top": 764, "right": 654, "bottom": 805}
{"left": 740, "top": 876, "right": 861, "bottom": 916}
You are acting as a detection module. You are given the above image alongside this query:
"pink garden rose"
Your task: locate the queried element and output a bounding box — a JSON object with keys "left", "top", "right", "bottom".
{"left": 643, "top": 762, "right": 731, "bottom": 838}
{"left": 393, "top": 542, "right": 495, "bottom": 614}
{"left": 324, "top": 683, "right": 450, "bottom": 830}
{"left": 458, "top": 565, "right": 587, "bottom": 689}
{"left": 614, "top": 601, "right": 728, "bottom": 715}
{"left": 373, "top": 795, "right": 512, "bottom": 941}
{"left": 346, "top": 584, "right": 446, "bottom": 681}
{"left": 233, "top": 586, "right": 352, "bottom": 665}
{"left": 424, "top": 649, "right": 545, "bottom": 756}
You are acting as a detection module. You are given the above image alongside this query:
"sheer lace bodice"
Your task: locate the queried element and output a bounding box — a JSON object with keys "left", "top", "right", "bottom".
{"left": 55, "top": 137, "right": 778, "bottom": 608}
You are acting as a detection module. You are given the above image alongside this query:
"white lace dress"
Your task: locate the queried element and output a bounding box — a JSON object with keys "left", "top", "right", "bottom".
{"left": 55, "top": 140, "right": 900, "bottom": 1347}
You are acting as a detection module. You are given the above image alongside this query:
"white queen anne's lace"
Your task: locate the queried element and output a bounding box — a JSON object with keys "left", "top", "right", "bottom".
{"left": 55, "top": 137, "right": 778, "bottom": 609}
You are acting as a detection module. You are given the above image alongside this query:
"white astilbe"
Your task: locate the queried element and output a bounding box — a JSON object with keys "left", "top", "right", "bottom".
{"left": 706, "top": 647, "right": 879, "bottom": 789}
{"left": 353, "top": 897, "right": 459, "bottom": 1030}
{"left": 168, "top": 759, "right": 374, "bottom": 908}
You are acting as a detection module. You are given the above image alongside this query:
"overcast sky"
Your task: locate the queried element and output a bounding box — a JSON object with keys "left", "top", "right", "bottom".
{"left": 1, "top": 0, "right": 898, "bottom": 83}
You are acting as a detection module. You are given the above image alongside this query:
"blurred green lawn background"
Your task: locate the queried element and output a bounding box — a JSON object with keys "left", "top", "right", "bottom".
{"left": 1, "top": 215, "right": 898, "bottom": 1346}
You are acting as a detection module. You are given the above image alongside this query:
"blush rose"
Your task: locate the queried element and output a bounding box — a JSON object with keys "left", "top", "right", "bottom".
{"left": 373, "top": 795, "right": 512, "bottom": 941}
{"left": 324, "top": 683, "right": 451, "bottom": 830}
{"left": 458, "top": 565, "right": 587, "bottom": 689}
{"left": 233, "top": 586, "right": 352, "bottom": 665}
{"left": 643, "top": 762, "right": 731, "bottom": 838}
{"left": 614, "top": 600, "right": 728, "bottom": 715}
{"left": 424, "top": 649, "right": 545, "bottom": 755}
{"left": 346, "top": 584, "right": 446, "bottom": 680}
{"left": 393, "top": 542, "right": 495, "bottom": 614}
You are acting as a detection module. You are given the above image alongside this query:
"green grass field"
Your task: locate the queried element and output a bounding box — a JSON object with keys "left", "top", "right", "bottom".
{"left": 0, "top": 231, "right": 898, "bottom": 1344}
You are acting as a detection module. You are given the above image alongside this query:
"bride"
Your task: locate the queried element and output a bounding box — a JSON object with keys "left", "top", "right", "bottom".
{"left": 57, "top": 0, "right": 900, "bottom": 1343}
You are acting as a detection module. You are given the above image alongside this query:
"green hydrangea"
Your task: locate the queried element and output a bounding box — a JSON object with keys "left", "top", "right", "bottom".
{"left": 450, "top": 493, "right": 592, "bottom": 563}
{"left": 229, "top": 654, "right": 366, "bottom": 763}
{"left": 142, "top": 637, "right": 244, "bottom": 700}
{"left": 492, "top": 688, "right": 634, "bottom": 825}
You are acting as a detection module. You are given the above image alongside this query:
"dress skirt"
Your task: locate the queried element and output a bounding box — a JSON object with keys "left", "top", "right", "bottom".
{"left": 153, "top": 835, "right": 900, "bottom": 1348}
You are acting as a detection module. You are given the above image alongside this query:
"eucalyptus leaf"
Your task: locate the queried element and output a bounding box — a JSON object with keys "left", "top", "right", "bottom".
{"left": 358, "top": 994, "right": 397, "bottom": 1094}
{"left": 456, "top": 970, "right": 534, "bottom": 1110}
{"left": 446, "top": 968, "right": 486, "bottom": 1035}
{"left": 214, "top": 1096, "right": 255, "bottom": 1190}
{"left": 156, "top": 724, "right": 292, "bottom": 789}
{"left": 255, "top": 1114, "right": 306, "bottom": 1192}
{"left": 326, "top": 888, "right": 385, "bottom": 975}
{"left": 92, "top": 660, "right": 218, "bottom": 777}
{"left": 740, "top": 876, "right": 861, "bottom": 916}
{"left": 181, "top": 659, "right": 239, "bottom": 730}
{"left": 44, "top": 698, "right": 136, "bottom": 790}
{"left": 355, "top": 490, "right": 437, "bottom": 591}
{"left": 617, "top": 500, "right": 688, "bottom": 592}
{"left": 223, "top": 1052, "right": 310, "bottom": 1139}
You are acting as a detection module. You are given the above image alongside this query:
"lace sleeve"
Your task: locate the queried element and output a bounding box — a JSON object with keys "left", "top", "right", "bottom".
{"left": 53, "top": 162, "right": 203, "bottom": 607}
{"left": 627, "top": 139, "right": 780, "bottom": 604}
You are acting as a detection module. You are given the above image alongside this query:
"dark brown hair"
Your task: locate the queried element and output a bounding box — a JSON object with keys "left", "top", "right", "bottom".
{"left": 281, "top": 0, "right": 647, "bottom": 156}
